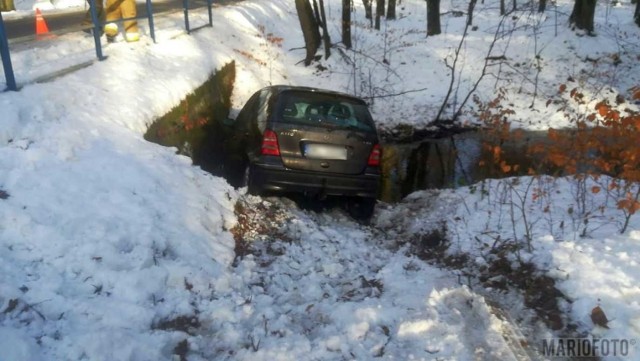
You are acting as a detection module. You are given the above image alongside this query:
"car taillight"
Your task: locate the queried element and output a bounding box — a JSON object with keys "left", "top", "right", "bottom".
{"left": 261, "top": 129, "right": 280, "bottom": 156}
{"left": 367, "top": 144, "right": 381, "bottom": 167}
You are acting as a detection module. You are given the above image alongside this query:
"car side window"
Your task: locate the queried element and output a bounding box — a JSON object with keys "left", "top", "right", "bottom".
{"left": 256, "top": 89, "right": 270, "bottom": 133}
{"left": 235, "top": 92, "right": 261, "bottom": 134}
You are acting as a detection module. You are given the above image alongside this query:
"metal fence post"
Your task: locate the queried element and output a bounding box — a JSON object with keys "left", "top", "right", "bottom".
{"left": 145, "top": 0, "right": 156, "bottom": 43}
{"left": 89, "top": 0, "right": 106, "bottom": 61}
{"left": 206, "top": 0, "right": 213, "bottom": 27}
{"left": 0, "top": 11, "right": 17, "bottom": 91}
{"left": 183, "top": 0, "right": 190, "bottom": 34}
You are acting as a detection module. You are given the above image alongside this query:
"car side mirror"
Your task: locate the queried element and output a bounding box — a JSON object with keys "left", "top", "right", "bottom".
{"left": 222, "top": 118, "right": 235, "bottom": 127}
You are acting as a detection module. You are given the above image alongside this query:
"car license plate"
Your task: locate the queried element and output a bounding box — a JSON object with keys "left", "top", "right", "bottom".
{"left": 304, "top": 144, "right": 348, "bottom": 160}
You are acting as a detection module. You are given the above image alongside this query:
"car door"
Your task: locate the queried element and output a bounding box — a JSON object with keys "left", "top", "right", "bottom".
{"left": 223, "top": 90, "right": 261, "bottom": 184}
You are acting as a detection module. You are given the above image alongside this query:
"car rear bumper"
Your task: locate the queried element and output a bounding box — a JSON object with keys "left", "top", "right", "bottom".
{"left": 250, "top": 160, "right": 380, "bottom": 198}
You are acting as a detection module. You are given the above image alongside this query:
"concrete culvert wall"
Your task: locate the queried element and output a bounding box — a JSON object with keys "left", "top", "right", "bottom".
{"left": 144, "top": 61, "right": 236, "bottom": 176}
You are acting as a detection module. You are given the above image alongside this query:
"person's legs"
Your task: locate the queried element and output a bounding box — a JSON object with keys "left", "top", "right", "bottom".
{"left": 104, "top": 0, "right": 123, "bottom": 41}
{"left": 121, "top": 0, "right": 139, "bottom": 42}
{"left": 82, "top": 0, "right": 104, "bottom": 30}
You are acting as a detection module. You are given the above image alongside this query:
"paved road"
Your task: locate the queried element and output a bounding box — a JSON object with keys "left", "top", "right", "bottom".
{"left": 3, "top": 0, "right": 236, "bottom": 42}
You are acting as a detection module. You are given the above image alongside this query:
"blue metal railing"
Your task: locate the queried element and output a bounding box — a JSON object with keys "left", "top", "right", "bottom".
{"left": 89, "top": 0, "right": 106, "bottom": 61}
{"left": 0, "top": 11, "right": 17, "bottom": 91}
{"left": 95, "top": 0, "right": 156, "bottom": 60}
{"left": 0, "top": 0, "right": 213, "bottom": 92}
{"left": 183, "top": 0, "right": 213, "bottom": 34}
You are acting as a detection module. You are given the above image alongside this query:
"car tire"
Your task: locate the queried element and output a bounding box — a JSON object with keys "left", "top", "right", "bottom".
{"left": 225, "top": 155, "right": 246, "bottom": 188}
{"left": 242, "top": 164, "right": 260, "bottom": 196}
{"left": 348, "top": 197, "right": 376, "bottom": 223}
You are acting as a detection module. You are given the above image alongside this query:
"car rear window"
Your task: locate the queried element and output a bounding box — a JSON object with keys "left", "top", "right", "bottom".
{"left": 274, "top": 91, "right": 376, "bottom": 133}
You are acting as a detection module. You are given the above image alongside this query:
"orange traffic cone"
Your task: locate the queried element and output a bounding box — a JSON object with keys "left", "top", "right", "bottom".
{"left": 35, "top": 8, "right": 50, "bottom": 38}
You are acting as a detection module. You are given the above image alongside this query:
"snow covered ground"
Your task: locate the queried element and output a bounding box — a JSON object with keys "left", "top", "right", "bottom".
{"left": 1, "top": 0, "right": 640, "bottom": 360}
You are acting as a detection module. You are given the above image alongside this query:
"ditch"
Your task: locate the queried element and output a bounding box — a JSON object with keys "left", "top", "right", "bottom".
{"left": 143, "top": 62, "right": 595, "bottom": 360}
{"left": 143, "top": 61, "right": 553, "bottom": 203}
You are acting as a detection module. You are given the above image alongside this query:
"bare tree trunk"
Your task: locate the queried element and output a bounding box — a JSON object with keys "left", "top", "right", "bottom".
{"left": 467, "top": 0, "right": 477, "bottom": 26}
{"left": 569, "top": 0, "right": 596, "bottom": 35}
{"left": 312, "top": 0, "right": 322, "bottom": 24}
{"left": 295, "top": 0, "right": 321, "bottom": 66}
{"left": 375, "top": 0, "right": 385, "bottom": 30}
{"left": 363, "top": 0, "right": 372, "bottom": 20}
{"left": 538, "top": 0, "right": 546, "bottom": 12}
{"left": 342, "top": 0, "right": 352, "bottom": 48}
{"left": 635, "top": 0, "right": 640, "bottom": 27}
{"left": 512, "top": 0, "right": 516, "bottom": 11}
{"left": 426, "top": 0, "right": 441, "bottom": 35}
{"left": 500, "top": 0, "right": 505, "bottom": 15}
{"left": 387, "top": 0, "right": 396, "bottom": 20}
{"left": 318, "top": 0, "right": 331, "bottom": 59}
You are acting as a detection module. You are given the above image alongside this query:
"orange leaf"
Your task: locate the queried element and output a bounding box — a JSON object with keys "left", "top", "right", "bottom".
{"left": 501, "top": 161, "right": 512, "bottom": 173}
{"left": 559, "top": 84, "right": 567, "bottom": 93}
{"left": 591, "top": 186, "right": 601, "bottom": 194}
{"left": 612, "top": 111, "right": 620, "bottom": 121}
{"left": 493, "top": 145, "right": 501, "bottom": 160}
{"left": 598, "top": 103, "right": 609, "bottom": 117}
{"left": 548, "top": 153, "right": 568, "bottom": 167}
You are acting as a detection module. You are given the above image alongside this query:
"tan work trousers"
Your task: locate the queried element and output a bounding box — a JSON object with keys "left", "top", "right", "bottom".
{"left": 105, "top": 0, "right": 138, "bottom": 34}
{"left": 82, "top": 0, "right": 105, "bottom": 26}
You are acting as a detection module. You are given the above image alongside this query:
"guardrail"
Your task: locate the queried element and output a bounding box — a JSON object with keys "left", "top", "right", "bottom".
{"left": 1, "top": 0, "right": 214, "bottom": 92}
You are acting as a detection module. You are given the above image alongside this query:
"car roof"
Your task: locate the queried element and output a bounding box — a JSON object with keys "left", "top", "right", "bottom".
{"left": 262, "top": 85, "right": 367, "bottom": 104}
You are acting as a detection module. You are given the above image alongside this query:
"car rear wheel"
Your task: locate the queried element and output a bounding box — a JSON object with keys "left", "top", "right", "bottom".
{"left": 242, "top": 164, "right": 260, "bottom": 196}
{"left": 347, "top": 197, "right": 376, "bottom": 222}
{"left": 224, "top": 155, "right": 246, "bottom": 189}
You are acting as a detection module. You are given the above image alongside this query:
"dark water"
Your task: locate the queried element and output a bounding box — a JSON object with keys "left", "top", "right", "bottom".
{"left": 379, "top": 130, "right": 550, "bottom": 202}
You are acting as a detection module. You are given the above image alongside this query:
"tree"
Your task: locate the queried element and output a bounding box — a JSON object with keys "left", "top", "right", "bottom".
{"left": 318, "top": 0, "right": 331, "bottom": 59}
{"left": 342, "top": 0, "right": 352, "bottom": 48}
{"left": 426, "top": 0, "right": 441, "bottom": 36}
{"left": 538, "top": 0, "right": 546, "bottom": 13}
{"left": 635, "top": 0, "right": 640, "bottom": 27}
{"left": 375, "top": 0, "right": 385, "bottom": 30}
{"left": 467, "top": 0, "right": 477, "bottom": 26}
{"left": 295, "top": 0, "right": 321, "bottom": 65}
{"left": 569, "top": 0, "right": 597, "bottom": 35}
{"left": 363, "top": 0, "right": 373, "bottom": 20}
{"left": 387, "top": 0, "right": 396, "bottom": 20}
{"left": 311, "top": 0, "right": 322, "bottom": 24}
